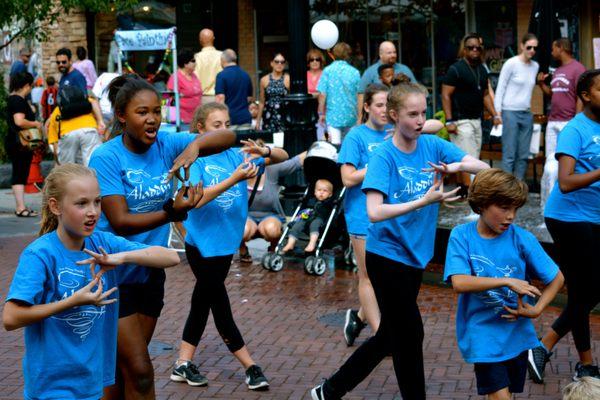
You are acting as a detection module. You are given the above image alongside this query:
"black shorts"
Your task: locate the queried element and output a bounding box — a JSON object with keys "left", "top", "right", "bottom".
{"left": 118, "top": 268, "right": 166, "bottom": 319}
{"left": 10, "top": 149, "right": 33, "bottom": 185}
{"left": 474, "top": 351, "right": 528, "bottom": 395}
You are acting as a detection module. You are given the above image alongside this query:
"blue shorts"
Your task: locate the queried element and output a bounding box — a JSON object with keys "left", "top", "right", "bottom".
{"left": 474, "top": 351, "right": 528, "bottom": 395}
{"left": 249, "top": 214, "right": 285, "bottom": 225}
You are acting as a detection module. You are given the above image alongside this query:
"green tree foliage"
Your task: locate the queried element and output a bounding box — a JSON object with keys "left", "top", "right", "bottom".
{"left": 0, "top": 0, "right": 138, "bottom": 50}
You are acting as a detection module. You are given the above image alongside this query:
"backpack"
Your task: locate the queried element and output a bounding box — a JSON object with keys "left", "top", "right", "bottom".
{"left": 56, "top": 85, "right": 93, "bottom": 138}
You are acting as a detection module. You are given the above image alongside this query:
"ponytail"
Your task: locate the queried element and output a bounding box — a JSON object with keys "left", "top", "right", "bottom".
{"left": 39, "top": 164, "right": 97, "bottom": 236}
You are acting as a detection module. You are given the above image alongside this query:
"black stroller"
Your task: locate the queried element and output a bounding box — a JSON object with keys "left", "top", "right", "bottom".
{"left": 261, "top": 141, "right": 347, "bottom": 275}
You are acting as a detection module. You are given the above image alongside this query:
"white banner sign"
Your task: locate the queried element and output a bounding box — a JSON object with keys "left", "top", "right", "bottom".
{"left": 115, "top": 28, "right": 176, "bottom": 51}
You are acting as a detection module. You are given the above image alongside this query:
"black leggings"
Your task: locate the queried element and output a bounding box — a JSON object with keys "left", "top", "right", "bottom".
{"left": 182, "top": 243, "right": 245, "bottom": 353}
{"left": 545, "top": 217, "right": 600, "bottom": 353}
{"left": 327, "top": 251, "right": 425, "bottom": 400}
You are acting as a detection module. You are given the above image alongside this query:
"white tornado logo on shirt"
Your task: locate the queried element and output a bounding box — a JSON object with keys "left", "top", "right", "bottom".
{"left": 51, "top": 268, "right": 106, "bottom": 340}
{"left": 205, "top": 164, "right": 241, "bottom": 211}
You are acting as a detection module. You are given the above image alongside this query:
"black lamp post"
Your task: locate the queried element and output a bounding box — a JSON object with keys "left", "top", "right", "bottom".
{"left": 283, "top": 0, "right": 317, "bottom": 156}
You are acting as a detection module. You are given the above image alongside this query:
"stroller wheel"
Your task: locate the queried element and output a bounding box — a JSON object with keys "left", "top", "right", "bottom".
{"left": 261, "top": 253, "right": 273, "bottom": 270}
{"left": 304, "top": 256, "right": 315, "bottom": 275}
{"left": 269, "top": 254, "right": 284, "bottom": 272}
{"left": 313, "top": 257, "right": 327, "bottom": 276}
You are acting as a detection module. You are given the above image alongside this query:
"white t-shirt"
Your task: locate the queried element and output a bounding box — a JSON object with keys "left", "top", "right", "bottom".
{"left": 92, "top": 72, "right": 120, "bottom": 120}
{"left": 494, "top": 56, "right": 539, "bottom": 113}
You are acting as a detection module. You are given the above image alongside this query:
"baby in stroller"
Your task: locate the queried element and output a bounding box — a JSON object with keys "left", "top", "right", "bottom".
{"left": 281, "top": 179, "right": 334, "bottom": 253}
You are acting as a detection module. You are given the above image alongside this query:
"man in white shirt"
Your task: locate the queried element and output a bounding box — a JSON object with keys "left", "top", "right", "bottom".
{"left": 194, "top": 29, "right": 222, "bottom": 104}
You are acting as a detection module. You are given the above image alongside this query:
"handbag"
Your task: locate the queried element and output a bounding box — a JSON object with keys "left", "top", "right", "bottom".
{"left": 18, "top": 128, "right": 44, "bottom": 150}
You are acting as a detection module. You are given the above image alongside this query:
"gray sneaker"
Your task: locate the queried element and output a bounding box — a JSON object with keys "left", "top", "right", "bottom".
{"left": 170, "top": 361, "right": 208, "bottom": 386}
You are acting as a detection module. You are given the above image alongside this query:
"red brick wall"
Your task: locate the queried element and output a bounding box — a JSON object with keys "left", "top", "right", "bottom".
{"left": 238, "top": 0, "right": 257, "bottom": 98}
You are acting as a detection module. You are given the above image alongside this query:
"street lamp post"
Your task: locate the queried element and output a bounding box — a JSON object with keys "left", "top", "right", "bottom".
{"left": 283, "top": 0, "right": 317, "bottom": 156}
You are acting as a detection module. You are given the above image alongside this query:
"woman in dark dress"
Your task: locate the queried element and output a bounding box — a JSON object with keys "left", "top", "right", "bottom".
{"left": 5, "top": 72, "right": 41, "bottom": 217}
{"left": 256, "top": 53, "right": 290, "bottom": 132}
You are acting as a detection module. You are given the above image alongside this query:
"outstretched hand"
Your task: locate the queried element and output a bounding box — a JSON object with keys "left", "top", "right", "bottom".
{"left": 168, "top": 150, "right": 195, "bottom": 181}
{"left": 422, "top": 161, "right": 460, "bottom": 175}
{"left": 239, "top": 139, "right": 269, "bottom": 161}
{"left": 72, "top": 277, "right": 118, "bottom": 307}
{"left": 77, "top": 247, "right": 123, "bottom": 279}
{"left": 422, "top": 173, "right": 461, "bottom": 205}
{"left": 232, "top": 162, "right": 259, "bottom": 183}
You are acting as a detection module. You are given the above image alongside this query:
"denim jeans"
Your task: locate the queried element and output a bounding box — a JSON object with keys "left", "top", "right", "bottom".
{"left": 501, "top": 110, "right": 533, "bottom": 180}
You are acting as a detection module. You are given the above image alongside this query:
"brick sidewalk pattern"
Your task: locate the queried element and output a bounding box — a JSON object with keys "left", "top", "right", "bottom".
{"left": 1, "top": 235, "right": 598, "bottom": 399}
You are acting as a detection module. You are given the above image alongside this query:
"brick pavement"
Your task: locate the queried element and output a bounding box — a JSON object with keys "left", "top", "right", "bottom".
{"left": 0, "top": 235, "right": 599, "bottom": 399}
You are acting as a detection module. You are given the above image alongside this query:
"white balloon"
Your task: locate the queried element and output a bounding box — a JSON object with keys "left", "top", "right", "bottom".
{"left": 311, "top": 20, "right": 339, "bottom": 50}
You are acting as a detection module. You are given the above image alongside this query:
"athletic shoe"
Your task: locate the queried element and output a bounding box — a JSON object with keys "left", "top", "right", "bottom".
{"left": 170, "top": 361, "right": 208, "bottom": 386}
{"left": 343, "top": 309, "right": 366, "bottom": 346}
{"left": 310, "top": 381, "right": 340, "bottom": 400}
{"left": 245, "top": 365, "right": 269, "bottom": 390}
{"left": 528, "top": 345, "right": 553, "bottom": 384}
{"left": 573, "top": 362, "right": 600, "bottom": 381}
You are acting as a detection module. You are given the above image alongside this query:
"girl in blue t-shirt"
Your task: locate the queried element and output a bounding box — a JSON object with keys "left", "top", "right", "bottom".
{"left": 88, "top": 75, "right": 235, "bottom": 399}
{"left": 531, "top": 69, "right": 600, "bottom": 383}
{"left": 311, "top": 82, "right": 489, "bottom": 400}
{"left": 339, "top": 83, "right": 444, "bottom": 346}
{"left": 3, "top": 164, "right": 180, "bottom": 400}
{"left": 170, "top": 102, "right": 288, "bottom": 391}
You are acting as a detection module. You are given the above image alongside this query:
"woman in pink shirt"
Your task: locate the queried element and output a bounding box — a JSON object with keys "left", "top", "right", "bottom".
{"left": 168, "top": 49, "right": 203, "bottom": 124}
{"left": 73, "top": 46, "right": 98, "bottom": 90}
{"left": 306, "top": 49, "right": 324, "bottom": 96}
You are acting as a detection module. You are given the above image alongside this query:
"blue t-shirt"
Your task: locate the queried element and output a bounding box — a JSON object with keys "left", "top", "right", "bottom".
{"left": 338, "top": 124, "right": 388, "bottom": 235}
{"left": 358, "top": 61, "right": 417, "bottom": 93}
{"left": 10, "top": 60, "right": 27, "bottom": 77}
{"left": 215, "top": 65, "right": 253, "bottom": 125}
{"left": 443, "top": 222, "right": 559, "bottom": 363}
{"left": 6, "top": 231, "right": 148, "bottom": 400}
{"left": 184, "top": 149, "right": 265, "bottom": 257}
{"left": 544, "top": 113, "right": 600, "bottom": 224}
{"left": 362, "top": 135, "right": 465, "bottom": 268}
{"left": 59, "top": 68, "right": 88, "bottom": 94}
{"left": 89, "top": 131, "right": 194, "bottom": 281}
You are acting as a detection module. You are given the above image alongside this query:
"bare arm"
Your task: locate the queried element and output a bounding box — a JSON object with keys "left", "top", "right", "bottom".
{"left": 537, "top": 73, "right": 552, "bottom": 97}
{"left": 556, "top": 154, "right": 600, "bottom": 193}
{"left": 13, "top": 113, "right": 41, "bottom": 130}
{"left": 195, "top": 163, "right": 258, "bottom": 208}
{"left": 101, "top": 195, "right": 170, "bottom": 236}
{"left": 215, "top": 94, "right": 225, "bottom": 103}
{"left": 263, "top": 147, "right": 289, "bottom": 165}
{"left": 318, "top": 92, "right": 326, "bottom": 124}
{"left": 451, "top": 274, "right": 541, "bottom": 295}
{"left": 441, "top": 84, "right": 455, "bottom": 121}
{"left": 114, "top": 246, "right": 180, "bottom": 269}
{"left": 483, "top": 85, "right": 500, "bottom": 124}
{"left": 422, "top": 119, "right": 444, "bottom": 134}
{"left": 341, "top": 163, "right": 367, "bottom": 188}
{"left": 4, "top": 296, "right": 85, "bottom": 331}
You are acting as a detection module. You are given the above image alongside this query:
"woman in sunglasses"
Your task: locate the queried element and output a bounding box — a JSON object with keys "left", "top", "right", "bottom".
{"left": 255, "top": 53, "right": 290, "bottom": 132}
{"left": 494, "top": 33, "right": 540, "bottom": 181}
{"left": 306, "top": 49, "right": 325, "bottom": 97}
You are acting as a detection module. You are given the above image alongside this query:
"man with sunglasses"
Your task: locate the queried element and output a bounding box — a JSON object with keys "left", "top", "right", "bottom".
{"left": 442, "top": 33, "right": 500, "bottom": 196}
{"left": 56, "top": 48, "right": 87, "bottom": 94}
{"left": 494, "top": 33, "right": 540, "bottom": 181}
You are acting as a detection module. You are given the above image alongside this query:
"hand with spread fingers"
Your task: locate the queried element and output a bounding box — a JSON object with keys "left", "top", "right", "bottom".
{"left": 174, "top": 182, "right": 204, "bottom": 213}
{"left": 232, "top": 162, "right": 259, "bottom": 183}
{"left": 71, "top": 277, "right": 118, "bottom": 307}
{"left": 423, "top": 161, "right": 461, "bottom": 175}
{"left": 240, "top": 139, "right": 270, "bottom": 161}
{"left": 504, "top": 295, "right": 542, "bottom": 320}
{"left": 423, "top": 173, "right": 461, "bottom": 205}
{"left": 77, "top": 247, "right": 125, "bottom": 279}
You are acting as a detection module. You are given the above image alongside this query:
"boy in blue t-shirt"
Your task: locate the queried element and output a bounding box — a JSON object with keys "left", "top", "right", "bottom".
{"left": 444, "top": 168, "right": 564, "bottom": 399}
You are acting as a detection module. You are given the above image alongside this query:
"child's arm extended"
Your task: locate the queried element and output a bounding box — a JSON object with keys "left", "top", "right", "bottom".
{"left": 504, "top": 271, "right": 565, "bottom": 319}
{"left": 424, "top": 155, "right": 489, "bottom": 176}
{"left": 194, "top": 162, "right": 259, "bottom": 209}
{"left": 76, "top": 246, "right": 180, "bottom": 272}
{"left": 450, "top": 274, "right": 542, "bottom": 297}
{"left": 3, "top": 278, "right": 115, "bottom": 331}
{"left": 422, "top": 119, "right": 444, "bottom": 134}
{"left": 366, "top": 174, "right": 460, "bottom": 222}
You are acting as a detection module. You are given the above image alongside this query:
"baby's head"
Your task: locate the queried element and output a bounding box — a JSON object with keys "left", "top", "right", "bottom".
{"left": 314, "top": 179, "right": 333, "bottom": 201}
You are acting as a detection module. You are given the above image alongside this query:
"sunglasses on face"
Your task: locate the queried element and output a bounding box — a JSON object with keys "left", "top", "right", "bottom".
{"left": 273, "top": 59, "right": 286, "bottom": 64}
{"left": 466, "top": 46, "right": 483, "bottom": 52}
{"left": 309, "top": 58, "right": 321, "bottom": 62}
{"left": 56, "top": 60, "right": 68, "bottom": 65}
{"left": 526, "top": 46, "right": 537, "bottom": 51}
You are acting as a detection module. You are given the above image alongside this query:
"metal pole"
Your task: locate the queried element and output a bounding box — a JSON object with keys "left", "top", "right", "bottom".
{"left": 365, "top": 1, "right": 371, "bottom": 65}
{"left": 397, "top": 1, "right": 402, "bottom": 63}
{"left": 173, "top": 30, "right": 180, "bottom": 131}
